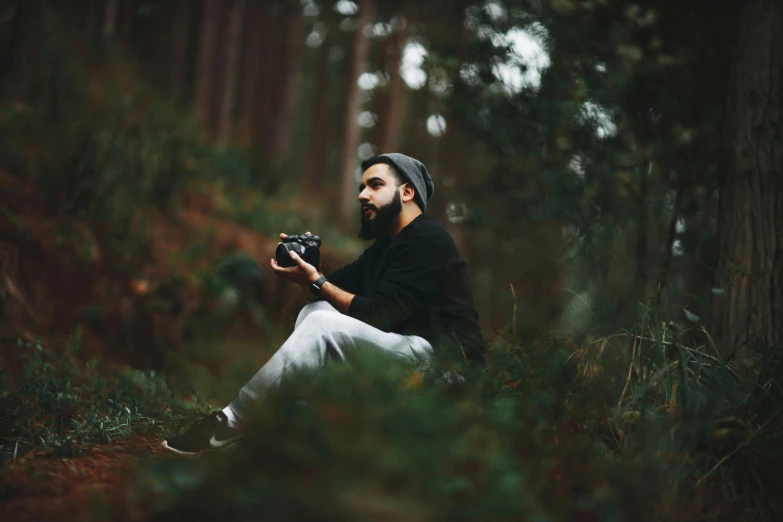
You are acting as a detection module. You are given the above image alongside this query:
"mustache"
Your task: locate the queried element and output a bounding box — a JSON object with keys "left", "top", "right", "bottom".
{"left": 361, "top": 204, "right": 377, "bottom": 211}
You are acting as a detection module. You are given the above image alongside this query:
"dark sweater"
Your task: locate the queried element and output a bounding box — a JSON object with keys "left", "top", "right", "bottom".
{"left": 328, "top": 214, "right": 484, "bottom": 363}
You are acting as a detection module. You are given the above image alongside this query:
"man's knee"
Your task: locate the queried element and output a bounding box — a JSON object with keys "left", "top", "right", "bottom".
{"left": 299, "top": 310, "right": 339, "bottom": 332}
{"left": 300, "top": 311, "right": 363, "bottom": 345}
{"left": 296, "top": 301, "right": 336, "bottom": 328}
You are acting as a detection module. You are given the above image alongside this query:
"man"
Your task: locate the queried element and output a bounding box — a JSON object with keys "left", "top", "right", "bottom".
{"left": 163, "top": 153, "right": 484, "bottom": 455}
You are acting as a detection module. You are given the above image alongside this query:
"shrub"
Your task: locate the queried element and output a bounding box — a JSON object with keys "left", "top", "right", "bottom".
{"left": 138, "top": 310, "right": 783, "bottom": 521}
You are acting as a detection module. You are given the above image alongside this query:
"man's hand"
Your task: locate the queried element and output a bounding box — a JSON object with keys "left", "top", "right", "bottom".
{"left": 271, "top": 231, "right": 322, "bottom": 287}
{"left": 275, "top": 230, "right": 356, "bottom": 314}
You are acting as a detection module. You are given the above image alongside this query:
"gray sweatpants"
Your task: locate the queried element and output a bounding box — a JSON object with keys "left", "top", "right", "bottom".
{"left": 229, "top": 301, "right": 434, "bottom": 421}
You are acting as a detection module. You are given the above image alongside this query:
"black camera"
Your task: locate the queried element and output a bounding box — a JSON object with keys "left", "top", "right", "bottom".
{"left": 275, "top": 233, "right": 321, "bottom": 268}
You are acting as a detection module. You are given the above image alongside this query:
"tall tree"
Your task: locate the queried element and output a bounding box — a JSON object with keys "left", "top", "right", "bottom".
{"left": 302, "top": 2, "right": 338, "bottom": 194}
{"left": 257, "top": 1, "right": 285, "bottom": 157}
{"left": 269, "top": 1, "right": 304, "bottom": 158}
{"left": 118, "top": 0, "right": 136, "bottom": 51}
{"left": 236, "top": 0, "right": 269, "bottom": 146}
{"left": 169, "top": 0, "right": 189, "bottom": 97}
{"left": 217, "top": 0, "right": 246, "bottom": 147}
{"left": 101, "top": 0, "right": 119, "bottom": 39}
{"left": 0, "top": 1, "right": 28, "bottom": 83}
{"left": 194, "top": 0, "right": 221, "bottom": 127}
{"left": 376, "top": 6, "right": 408, "bottom": 153}
{"left": 712, "top": 0, "right": 783, "bottom": 357}
{"left": 338, "top": 0, "right": 373, "bottom": 227}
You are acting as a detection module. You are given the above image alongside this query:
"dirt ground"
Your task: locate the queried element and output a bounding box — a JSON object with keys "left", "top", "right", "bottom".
{"left": 0, "top": 436, "right": 165, "bottom": 521}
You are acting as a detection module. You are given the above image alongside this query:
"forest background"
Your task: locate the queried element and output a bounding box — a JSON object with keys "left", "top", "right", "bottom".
{"left": 0, "top": 0, "right": 781, "bottom": 520}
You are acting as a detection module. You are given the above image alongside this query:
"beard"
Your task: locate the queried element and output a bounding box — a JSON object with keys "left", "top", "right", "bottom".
{"left": 358, "top": 189, "right": 403, "bottom": 240}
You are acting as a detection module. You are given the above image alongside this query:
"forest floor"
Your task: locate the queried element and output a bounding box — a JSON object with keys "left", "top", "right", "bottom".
{"left": 1, "top": 435, "right": 163, "bottom": 521}
{"left": 0, "top": 168, "right": 364, "bottom": 520}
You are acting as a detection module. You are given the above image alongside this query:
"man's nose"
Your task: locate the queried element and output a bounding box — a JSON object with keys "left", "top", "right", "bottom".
{"left": 358, "top": 188, "right": 370, "bottom": 202}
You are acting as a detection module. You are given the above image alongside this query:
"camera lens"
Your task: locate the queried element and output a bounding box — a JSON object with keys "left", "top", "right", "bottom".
{"left": 275, "top": 242, "right": 305, "bottom": 268}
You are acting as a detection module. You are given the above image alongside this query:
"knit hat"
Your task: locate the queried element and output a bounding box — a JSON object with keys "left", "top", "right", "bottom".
{"left": 360, "top": 153, "right": 435, "bottom": 212}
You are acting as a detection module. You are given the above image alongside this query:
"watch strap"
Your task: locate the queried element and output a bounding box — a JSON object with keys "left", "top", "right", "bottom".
{"left": 310, "top": 275, "right": 327, "bottom": 296}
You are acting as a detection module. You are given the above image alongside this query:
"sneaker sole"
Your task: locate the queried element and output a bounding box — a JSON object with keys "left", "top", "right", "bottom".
{"left": 161, "top": 439, "right": 240, "bottom": 456}
{"left": 161, "top": 440, "right": 202, "bottom": 455}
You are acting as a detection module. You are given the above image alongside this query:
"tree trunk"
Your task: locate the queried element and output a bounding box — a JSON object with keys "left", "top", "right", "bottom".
{"left": 712, "top": 0, "right": 783, "bottom": 357}
{"left": 302, "top": 6, "right": 337, "bottom": 194}
{"left": 257, "top": 2, "right": 285, "bottom": 157}
{"left": 169, "top": 0, "right": 189, "bottom": 97}
{"left": 119, "top": 0, "right": 136, "bottom": 51}
{"left": 87, "top": 0, "right": 99, "bottom": 42}
{"left": 194, "top": 0, "right": 220, "bottom": 127}
{"left": 432, "top": 0, "right": 469, "bottom": 224}
{"left": 101, "top": 0, "right": 119, "bottom": 39}
{"left": 236, "top": 0, "right": 268, "bottom": 146}
{"left": 338, "top": 0, "right": 373, "bottom": 228}
{"left": 217, "top": 0, "right": 246, "bottom": 147}
{"left": 270, "top": 1, "right": 304, "bottom": 159}
{"left": 0, "top": 1, "right": 28, "bottom": 84}
{"left": 377, "top": 15, "right": 407, "bottom": 153}
{"left": 635, "top": 159, "right": 650, "bottom": 301}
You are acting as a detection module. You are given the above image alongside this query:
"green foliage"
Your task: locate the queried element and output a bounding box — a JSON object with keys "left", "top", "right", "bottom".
{"left": 187, "top": 253, "right": 271, "bottom": 335}
{"left": 0, "top": 328, "right": 205, "bottom": 462}
{"left": 423, "top": 0, "right": 733, "bottom": 337}
{"left": 139, "top": 307, "right": 783, "bottom": 521}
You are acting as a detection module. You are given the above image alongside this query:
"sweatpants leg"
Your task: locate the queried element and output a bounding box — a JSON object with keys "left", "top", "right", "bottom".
{"left": 229, "top": 301, "right": 433, "bottom": 422}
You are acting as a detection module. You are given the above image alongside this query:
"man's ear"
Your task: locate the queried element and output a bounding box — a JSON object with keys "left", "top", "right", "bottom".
{"left": 401, "top": 183, "right": 416, "bottom": 204}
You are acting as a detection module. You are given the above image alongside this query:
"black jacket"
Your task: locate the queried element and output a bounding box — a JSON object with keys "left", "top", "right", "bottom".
{"left": 328, "top": 214, "right": 484, "bottom": 363}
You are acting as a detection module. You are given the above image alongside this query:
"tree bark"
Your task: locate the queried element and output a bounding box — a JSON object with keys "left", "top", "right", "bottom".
{"left": 87, "top": 0, "right": 99, "bottom": 42}
{"left": 377, "top": 14, "right": 407, "bottom": 153}
{"left": 236, "top": 0, "right": 268, "bottom": 146}
{"left": 119, "top": 0, "right": 136, "bottom": 51}
{"left": 217, "top": 0, "right": 246, "bottom": 147}
{"left": 432, "top": 0, "right": 469, "bottom": 224}
{"left": 270, "top": 1, "right": 304, "bottom": 158}
{"left": 0, "top": 1, "right": 27, "bottom": 84}
{"left": 169, "top": 0, "right": 189, "bottom": 97}
{"left": 635, "top": 159, "right": 650, "bottom": 300}
{"left": 338, "top": 0, "right": 373, "bottom": 228}
{"left": 194, "top": 0, "right": 221, "bottom": 127}
{"left": 257, "top": 2, "right": 285, "bottom": 157}
{"left": 302, "top": 5, "right": 338, "bottom": 194}
{"left": 712, "top": 0, "right": 783, "bottom": 357}
{"left": 101, "top": 0, "right": 119, "bottom": 40}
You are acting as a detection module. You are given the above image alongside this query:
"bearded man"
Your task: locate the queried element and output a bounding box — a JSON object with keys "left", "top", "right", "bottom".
{"left": 163, "top": 153, "right": 484, "bottom": 455}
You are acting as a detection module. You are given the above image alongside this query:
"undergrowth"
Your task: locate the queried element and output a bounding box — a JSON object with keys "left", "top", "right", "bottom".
{"left": 138, "top": 304, "right": 783, "bottom": 522}
{"left": 0, "top": 327, "right": 205, "bottom": 463}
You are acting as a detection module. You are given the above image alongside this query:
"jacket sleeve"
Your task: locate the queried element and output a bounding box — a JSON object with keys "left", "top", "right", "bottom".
{"left": 347, "top": 235, "right": 445, "bottom": 332}
{"left": 327, "top": 246, "right": 370, "bottom": 296}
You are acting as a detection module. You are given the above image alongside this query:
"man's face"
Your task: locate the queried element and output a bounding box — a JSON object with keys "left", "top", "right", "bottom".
{"left": 358, "top": 163, "right": 403, "bottom": 240}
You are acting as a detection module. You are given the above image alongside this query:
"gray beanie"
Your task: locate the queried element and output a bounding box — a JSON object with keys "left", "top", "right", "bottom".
{"left": 360, "top": 153, "right": 435, "bottom": 212}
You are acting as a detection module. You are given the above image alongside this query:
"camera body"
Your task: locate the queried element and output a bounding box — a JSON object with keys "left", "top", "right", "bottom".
{"left": 275, "top": 234, "right": 321, "bottom": 268}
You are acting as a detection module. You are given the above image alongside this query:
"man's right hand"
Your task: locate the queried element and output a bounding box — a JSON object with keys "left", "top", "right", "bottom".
{"left": 278, "top": 231, "right": 320, "bottom": 272}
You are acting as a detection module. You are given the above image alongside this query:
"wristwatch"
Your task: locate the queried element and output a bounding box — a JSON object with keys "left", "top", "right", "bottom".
{"left": 310, "top": 275, "right": 328, "bottom": 297}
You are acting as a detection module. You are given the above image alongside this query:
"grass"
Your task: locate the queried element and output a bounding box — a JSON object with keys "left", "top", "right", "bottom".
{"left": 0, "top": 326, "right": 206, "bottom": 464}
{"left": 3, "top": 301, "right": 780, "bottom": 520}
{"left": 134, "top": 303, "right": 783, "bottom": 522}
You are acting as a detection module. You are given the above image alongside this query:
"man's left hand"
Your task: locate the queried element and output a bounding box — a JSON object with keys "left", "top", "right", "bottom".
{"left": 271, "top": 251, "right": 321, "bottom": 287}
